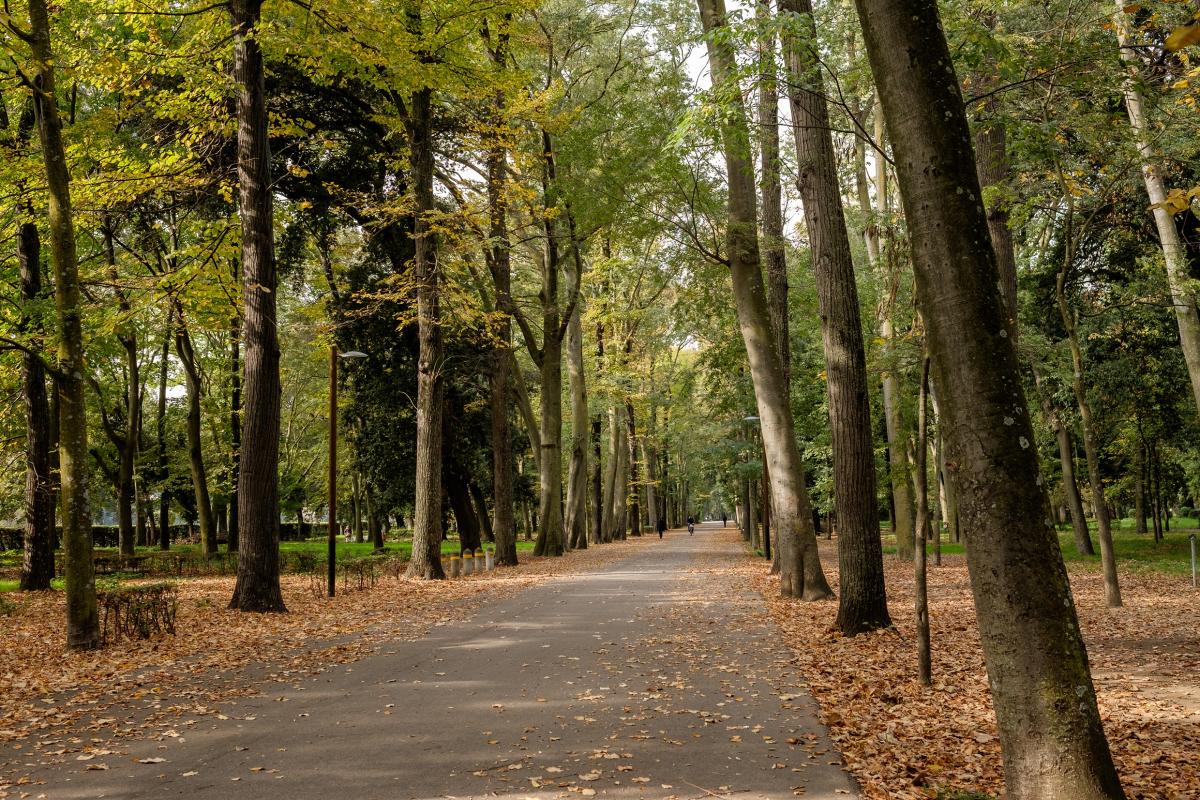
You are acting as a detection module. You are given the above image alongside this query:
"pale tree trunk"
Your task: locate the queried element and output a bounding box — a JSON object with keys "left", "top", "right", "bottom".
{"left": 176, "top": 320, "right": 216, "bottom": 556}
{"left": 1112, "top": 2, "right": 1200, "bottom": 414}
{"left": 625, "top": 396, "right": 642, "bottom": 536}
{"left": 564, "top": 250, "right": 590, "bottom": 549}
{"left": 28, "top": 0, "right": 98, "bottom": 647}
{"left": 1056, "top": 276, "right": 1121, "bottom": 607}
{"left": 780, "top": 0, "right": 890, "bottom": 632}
{"left": 698, "top": 0, "right": 832, "bottom": 600}
{"left": 644, "top": 403, "right": 659, "bottom": 534}
{"left": 853, "top": 0, "right": 1127, "bottom": 792}
{"left": 229, "top": 0, "right": 285, "bottom": 612}
{"left": 406, "top": 85, "right": 445, "bottom": 580}
{"left": 859, "top": 105, "right": 915, "bottom": 562}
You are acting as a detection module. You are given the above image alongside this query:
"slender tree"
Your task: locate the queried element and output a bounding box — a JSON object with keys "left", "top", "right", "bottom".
{"left": 852, "top": 0, "right": 1127, "bottom": 792}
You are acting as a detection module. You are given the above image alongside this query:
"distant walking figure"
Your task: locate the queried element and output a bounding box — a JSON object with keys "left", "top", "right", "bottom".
{"left": 687, "top": 515, "right": 695, "bottom": 535}
{"left": 656, "top": 516, "right": 666, "bottom": 539}
{"left": 721, "top": 513, "right": 727, "bottom": 528}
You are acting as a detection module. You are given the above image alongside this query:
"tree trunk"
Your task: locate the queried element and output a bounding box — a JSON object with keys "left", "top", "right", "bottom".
{"left": 1134, "top": 439, "right": 1147, "bottom": 535}
{"left": 1112, "top": 2, "right": 1200, "bottom": 414}
{"left": 18, "top": 212, "right": 53, "bottom": 590}
{"left": 448, "top": 476, "right": 482, "bottom": 555}
{"left": 644, "top": 404, "right": 659, "bottom": 538}
{"left": 1033, "top": 366, "right": 1095, "bottom": 555}
{"left": 914, "top": 355, "right": 931, "bottom": 686}
{"left": 29, "top": 0, "right": 98, "bottom": 647}
{"left": 367, "top": 482, "right": 383, "bottom": 550}
{"left": 228, "top": 0, "right": 285, "bottom": 612}
{"left": 780, "top": 0, "right": 890, "bottom": 631}
{"left": 157, "top": 327, "right": 171, "bottom": 550}
{"left": 625, "top": 396, "right": 642, "bottom": 536}
{"left": 228, "top": 258, "right": 241, "bottom": 552}
{"left": 564, "top": 252, "right": 590, "bottom": 549}
{"left": 1056, "top": 284, "right": 1121, "bottom": 607}
{"left": 176, "top": 322, "right": 217, "bottom": 556}
{"left": 697, "top": 0, "right": 832, "bottom": 601}
{"left": 758, "top": 0, "right": 789, "bottom": 390}
{"left": 590, "top": 321, "right": 605, "bottom": 545}
{"left": 470, "top": 483, "right": 494, "bottom": 543}
{"left": 852, "top": 0, "right": 1128, "bottom": 791}
{"left": 352, "top": 470, "right": 363, "bottom": 543}
{"left": 406, "top": 86, "right": 445, "bottom": 580}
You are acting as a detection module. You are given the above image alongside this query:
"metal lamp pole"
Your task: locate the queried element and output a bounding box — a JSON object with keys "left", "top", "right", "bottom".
{"left": 329, "top": 348, "right": 367, "bottom": 597}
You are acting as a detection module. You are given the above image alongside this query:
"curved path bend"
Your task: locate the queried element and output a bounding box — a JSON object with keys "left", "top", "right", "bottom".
{"left": 32, "top": 523, "right": 858, "bottom": 800}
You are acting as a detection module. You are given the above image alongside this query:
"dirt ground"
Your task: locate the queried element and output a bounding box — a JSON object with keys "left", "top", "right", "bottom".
{"left": 751, "top": 534, "right": 1199, "bottom": 800}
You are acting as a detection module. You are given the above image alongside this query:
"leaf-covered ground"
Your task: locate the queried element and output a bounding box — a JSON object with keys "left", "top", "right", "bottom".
{"left": 0, "top": 539, "right": 648, "bottom": 794}
{"left": 752, "top": 534, "right": 1200, "bottom": 800}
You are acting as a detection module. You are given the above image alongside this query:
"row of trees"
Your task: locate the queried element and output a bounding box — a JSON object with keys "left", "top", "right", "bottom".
{"left": 4, "top": 0, "right": 1200, "bottom": 795}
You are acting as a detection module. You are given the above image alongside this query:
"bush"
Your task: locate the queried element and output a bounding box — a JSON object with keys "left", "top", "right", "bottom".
{"left": 98, "top": 583, "right": 178, "bottom": 643}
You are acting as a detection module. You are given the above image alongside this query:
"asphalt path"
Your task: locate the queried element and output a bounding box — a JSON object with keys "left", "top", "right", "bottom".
{"left": 28, "top": 523, "right": 858, "bottom": 799}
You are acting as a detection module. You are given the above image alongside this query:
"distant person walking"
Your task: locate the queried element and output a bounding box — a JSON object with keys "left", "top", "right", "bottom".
{"left": 687, "top": 515, "right": 695, "bottom": 535}
{"left": 721, "top": 512, "right": 727, "bottom": 528}
{"left": 656, "top": 516, "right": 666, "bottom": 539}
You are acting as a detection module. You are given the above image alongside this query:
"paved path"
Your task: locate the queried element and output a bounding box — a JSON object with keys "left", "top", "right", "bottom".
{"left": 30, "top": 523, "right": 858, "bottom": 799}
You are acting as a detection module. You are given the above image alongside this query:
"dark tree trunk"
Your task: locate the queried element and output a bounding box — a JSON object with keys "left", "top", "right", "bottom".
{"left": 228, "top": 0, "right": 285, "bottom": 612}
{"left": 448, "top": 476, "right": 482, "bottom": 554}
{"left": 469, "top": 483, "right": 494, "bottom": 543}
{"left": 1134, "top": 438, "right": 1147, "bottom": 535}
{"left": 156, "top": 327, "right": 171, "bottom": 550}
{"left": 590, "top": 321, "right": 605, "bottom": 545}
{"left": 914, "top": 355, "right": 931, "bottom": 686}
{"left": 406, "top": 86, "right": 445, "bottom": 580}
{"left": 758, "top": 0, "right": 789, "bottom": 390}
{"left": 229, "top": 258, "right": 241, "bottom": 552}
{"left": 697, "top": 0, "right": 832, "bottom": 600}
{"left": 18, "top": 214, "right": 53, "bottom": 590}
{"left": 852, "top": 0, "right": 1127, "bottom": 792}
{"left": 780, "top": 0, "right": 890, "bottom": 632}
{"left": 29, "top": 0, "right": 98, "bottom": 648}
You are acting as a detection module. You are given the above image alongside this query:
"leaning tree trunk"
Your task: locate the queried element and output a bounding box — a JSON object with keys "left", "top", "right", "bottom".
{"left": 29, "top": 0, "right": 98, "bottom": 647}
{"left": 229, "top": 0, "right": 285, "bottom": 612}
{"left": 852, "top": 0, "right": 1128, "bottom": 793}
{"left": 18, "top": 212, "right": 54, "bottom": 590}
{"left": 1112, "top": 2, "right": 1200, "bottom": 414}
{"left": 698, "top": 0, "right": 832, "bottom": 601}
{"left": 406, "top": 85, "right": 445, "bottom": 580}
{"left": 780, "top": 0, "right": 890, "bottom": 632}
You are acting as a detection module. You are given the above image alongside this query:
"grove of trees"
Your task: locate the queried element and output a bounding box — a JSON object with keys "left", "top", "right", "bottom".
{"left": 4, "top": 0, "right": 1200, "bottom": 796}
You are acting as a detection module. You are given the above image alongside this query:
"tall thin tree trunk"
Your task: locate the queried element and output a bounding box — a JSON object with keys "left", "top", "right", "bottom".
{"left": 697, "top": 0, "right": 832, "bottom": 600}
{"left": 590, "top": 321, "right": 605, "bottom": 545}
{"left": 852, "top": 0, "right": 1128, "bottom": 791}
{"left": 157, "top": 327, "right": 171, "bottom": 550}
{"left": 625, "top": 396, "right": 641, "bottom": 537}
{"left": 1112, "top": 2, "right": 1200, "bottom": 414}
{"left": 644, "top": 403, "right": 659, "bottom": 536}
{"left": 564, "top": 252, "right": 590, "bottom": 549}
{"left": 18, "top": 210, "right": 53, "bottom": 590}
{"left": 1033, "top": 367, "right": 1095, "bottom": 555}
{"left": 781, "top": 0, "right": 889, "bottom": 631}
{"left": 758, "top": 0, "right": 789, "bottom": 390}
{"left": 406, "top": 85, "right": 445, "bottom": 580}
{"left": 228, "top": 0, "right": 285, "bottom": 612}
{"left": 1134, "top": 437, "right": 1147, "bottom": 535}
{"left": 229, "top": 258, "right": 241, "bottom": 552}
{"left": 914, "top": 355, "right": 931, "bottom": 686}
{"left": 176, "top": 322, "right": 216, "bottom": 556}
{"left": 28, "top": 0, "right": 98, "bottom": 647}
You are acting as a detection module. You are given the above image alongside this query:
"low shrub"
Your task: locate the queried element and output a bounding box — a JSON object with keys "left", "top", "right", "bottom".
{"left": 98, "top": 583, "right": 178, "bottom": 643}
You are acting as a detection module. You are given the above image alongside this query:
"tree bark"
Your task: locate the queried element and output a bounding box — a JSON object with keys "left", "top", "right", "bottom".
{"left": 758, "top": 0, "right": 789, "bottom": 389}
{"left": 852, "top": 0, "right": 1127, "bottom": 792}
{"left": 229, "top": 258, "right": 241, "bottom": 552}
{"left": 28, "top": 0, "right": 98, "bottom": 647}
{"left": 156, "top": 327, "right": 171, "bottom": 550}
{"left": 780, "top": 0, "right": 890, "bottom": 632}
{"left": 18, "top": 209, "right": 53, "bottom": 590}
{"left": 448, "top": 475, "right": 482, "bottom": 555}
{"left": 564, "top": 249, "right": 590, "bottom": 549}
{"left": 175, "top": 321, "right": 217, "bottom": 556}
{"left": 406, "top": 86, "right": 445, "bottom": 580}
{"left": 914, "top": 355, "right": 931, "bottom": 686}
{"left": 625, "top": 396, "right": 641, "bottom": 537}
{"left": 1112, "top": 2, "right": 1200, "bottom": 414}
{"left": 590, "top": 322, "right": 605, "bottom": 545}
{"left": 1134, "top": 438, "right": 1147, "bottom": 535}
{"left": 229, "top": 0, "right": 285, "bottom": 612}
{"left": 469, "top": 483, "right": 494, "bottom": 543}
{"left": 698, "top": 0, "right": 832, "bottom": 600}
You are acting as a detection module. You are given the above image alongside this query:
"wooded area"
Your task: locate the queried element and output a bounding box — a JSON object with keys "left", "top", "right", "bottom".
{"left": 2, "top": 0, "right": 1200, "bottom": 797}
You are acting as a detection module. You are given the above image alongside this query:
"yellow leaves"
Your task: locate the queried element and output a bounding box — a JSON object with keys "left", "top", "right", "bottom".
{"left": 1153, "top": 186, "right": 1200, "bottom": 216}
{"left": 1166, "top": 24, "right": 1200, "bottom": 51}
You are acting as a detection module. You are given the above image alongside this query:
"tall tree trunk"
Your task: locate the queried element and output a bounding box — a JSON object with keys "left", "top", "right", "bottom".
{"left": 485, "top": 19, "right": 517, "bottom": 566}
{"left": 448, "top": 474, "right": 482, "bottom": 555}
{"left": 564, "top": 252, "right": 590, "bottom": 549}
{"left": 228, "top": 0, "right": 285, "bottom": 611}
{"left": 1112, "top": 2, "right": 1200, "bottom": 414}
{"left": 780, "top": 0, "right": 890, "bottom": 631}
{"left": 625, "top": 396, "right": 641, "bottom": 537}
{"left": 469, "top": 483, "right": 494, "bottom": 543}
{"left": 644, "top": 403, "right": 659, "bottom": 536}
{"left": 229, "top": 259, "right": 241, "bottom": 552}
{"left": 1134, "top": 437, "right": 1147, "bottom": 535}
{"left": 590, "top": 321, "right": 605, "bottom": 545}
{"left": 697, "top": 0, "right": 832, "bottom": 600}
{"left": 101, "top": 224, "right": 139, "bottom": 557}
{"left": 157, "top": 327, "right": 171, "bottom": 550}
{"left": 974, "top": 120, "right": 1018, "bottom": 324}
{"left": 18, "top": 211, "right": 53, "bottom": 590}
{"left": 1056, "top": 281, "right": 1121, "bottom": 607}
{"left": 351, "top": 469, "right": 363, "bottom": 543}
{"left": 914, "top": 355, "right": 931, "bottom": 686}
{"left": 367, "top": 482, "right": 383, "bottom": 550}
{"left": 758, "top": 0, "right": 789, "bottom": 390}
{"left": 28, "top": 0, "right": 98, "bottom": 647}
{"left": 175, "top": 322, "right": 217, "bottom": 556}
{"left": 406, "top": 86, "right": 445, "bottom": 580}
{"left": 852, "top": 0, "right": 1128, "bottom": 792}
{"left": 1033, "top": 366, "right": 1095, "bottom": 555}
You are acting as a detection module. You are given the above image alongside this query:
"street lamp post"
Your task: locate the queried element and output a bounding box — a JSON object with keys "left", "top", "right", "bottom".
{"left": 744, "top": 416, "right": 770, "bottom": 560}
{"left": 329, "top": 348, "right": 368, "bottom": 597}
